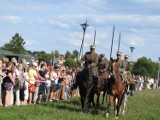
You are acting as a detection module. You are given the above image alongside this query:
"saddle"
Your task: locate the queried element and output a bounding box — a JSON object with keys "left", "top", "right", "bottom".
{"left": 119, "top": 73, "right": 125, "bottom": 83}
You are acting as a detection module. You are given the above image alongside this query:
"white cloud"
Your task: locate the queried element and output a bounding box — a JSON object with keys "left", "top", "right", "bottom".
{"left": 125, "top": 36, "right": 144, "bottom": 47}
{"left": 131, "top": 0, "right": 160, "bottom": 4}
{"left": 25, "top": 40, "right": 33, "bottom": 46}
{"left": 37, "top": 18, "right": 69, "bottom": 29}
{"left": 0, "top": 15, "right": 21, "bottom": 24}
{"left": 148, "top": 15, "right": 160, "bottom": 23}
{"left": 0, "top": 0, "right": 159, "bottom": 61}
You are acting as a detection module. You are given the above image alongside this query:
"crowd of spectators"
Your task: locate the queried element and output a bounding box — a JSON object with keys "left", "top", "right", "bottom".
{"left": 132, "top": 75, "right": 159, "bottom": 91}
{"left": 0, "top": 57, "right": 79, "bottom": 107}
{"left": 0, "top": 57, "right": 159, "bottom": 107}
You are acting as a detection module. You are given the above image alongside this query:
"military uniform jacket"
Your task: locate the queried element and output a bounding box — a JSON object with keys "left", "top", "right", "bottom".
{"left": 98, "top": 59, "right": 109, "bottom": 73}
{"left": 124, "top": 61, "right": 132, "bottom": 75}
{"left": 80, "top": 52, "right": 99, "bottom": 76}
{"left": 116, "top": 59, "right": 125, "bottom": 74}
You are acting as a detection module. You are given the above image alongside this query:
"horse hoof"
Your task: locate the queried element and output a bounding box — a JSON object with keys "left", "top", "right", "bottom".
{"left": 114, "top": 110, "right": 117, "bottom": 116}
{"left": 106, "top": 113, "right": 109, "bottom": 118}
{"left": 122, "top": 111, "right": 125, "bottom": 115}
{"left": 115, "top": 116, "right": 119, "bottom": 119}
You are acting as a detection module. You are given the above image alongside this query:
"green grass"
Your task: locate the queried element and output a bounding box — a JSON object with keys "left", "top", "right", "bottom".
{"left": 0, "top": 90, "right": 160, "bottom": 120}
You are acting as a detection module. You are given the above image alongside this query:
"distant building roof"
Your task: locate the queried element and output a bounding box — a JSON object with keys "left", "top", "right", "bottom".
{"left": 0, "top": 49, "right": 15, "bottom": 55}
{"left": 0, "top": 49, "right": 32, "bottom": 62}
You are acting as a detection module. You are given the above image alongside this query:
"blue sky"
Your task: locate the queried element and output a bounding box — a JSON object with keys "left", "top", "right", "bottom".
{"left": 0, "top": 0, "right": 159, "bottom": 61}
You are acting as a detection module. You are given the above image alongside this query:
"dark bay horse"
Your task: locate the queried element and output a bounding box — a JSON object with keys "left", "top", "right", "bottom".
{"left": 95, "top": 71, "right": 109, "bottom": 106}
{"left": 74, "top": 64, "right": 95, "bottom": 112}
{"left": 106, "top": 59, "right": 125, "bottom": 118}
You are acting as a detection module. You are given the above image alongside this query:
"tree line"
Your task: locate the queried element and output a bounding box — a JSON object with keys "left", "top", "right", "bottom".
{"left": 0, "top": 33, "right": 159, "bottom": 79}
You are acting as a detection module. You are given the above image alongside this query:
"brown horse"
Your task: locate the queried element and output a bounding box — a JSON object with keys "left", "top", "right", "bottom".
{"left": 106, "top": 59, "right": 125, "bottom": 118}
{"left": 95, "top": 71, "right": 109, "bottom": 106}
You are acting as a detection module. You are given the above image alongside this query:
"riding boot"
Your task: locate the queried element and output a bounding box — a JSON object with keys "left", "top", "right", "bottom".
{"left": 105, "top": 79, "right": 109, "bottom": 94}
{"left": 130, "top": 84, "right": 133, "bottom": 96}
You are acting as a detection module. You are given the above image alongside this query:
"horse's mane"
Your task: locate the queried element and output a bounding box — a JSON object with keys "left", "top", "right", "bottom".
{"left": 111, "top": 59, "right": 119, "bottom": 74}
{"left": 108, "top": 59, "right": 123, "bottom": 88}
{"left": 76, "top": 64, "right": 94, "bottom": 87}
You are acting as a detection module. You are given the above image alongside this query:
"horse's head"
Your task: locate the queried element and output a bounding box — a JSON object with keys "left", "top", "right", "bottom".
{"left": 111, "top": 59, "right": 119, "bottom": 75}
{"left": 84, "top": 63, "right": 93, "bottom": 76}
{"left": 77, "top": 62, "right": 94, "bottom": 87}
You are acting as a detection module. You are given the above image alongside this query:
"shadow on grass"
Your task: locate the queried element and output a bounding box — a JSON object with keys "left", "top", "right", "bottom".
{"left": 39, "top": 97, "right": 107, "bottom": 116}
{"left": 65, "top": 99, "right": 81, "bottom": 106}
{"left": 56, "top": 104, "right": 81, "bottom": 112}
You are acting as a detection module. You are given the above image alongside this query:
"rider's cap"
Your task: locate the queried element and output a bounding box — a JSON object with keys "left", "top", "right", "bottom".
{"left": 90, "top": 45, "right": 96, "bottom": 49}
{"left": 100, "top": 54, "right": 105, "bottom": 57}
{"left": 116, "top": 52, "right": 122, "bottom": 56}
{"left": 124, "top": 55, "right": 129, "bottom": 59}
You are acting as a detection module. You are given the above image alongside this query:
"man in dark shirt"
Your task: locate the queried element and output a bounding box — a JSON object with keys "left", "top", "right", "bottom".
{"left": 38, "top": 63, "right": 47, "bottom": 102}
{"left": 2, "top": 62, "right": 14, "bottom": 107}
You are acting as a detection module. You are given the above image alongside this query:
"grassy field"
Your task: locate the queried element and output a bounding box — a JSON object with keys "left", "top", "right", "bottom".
{"left": 0, "top": 90, "right": 160, "bottom": 120}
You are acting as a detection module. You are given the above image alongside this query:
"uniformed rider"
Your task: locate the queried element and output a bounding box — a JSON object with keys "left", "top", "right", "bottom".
{"left": 124, "top": 55, "right": 134, "bottom": 96}
{"left": 116, "top": 52, "right": 126, "bottom": 82}
{"left": 98, "top": 54, "right": 109, "bottom": 75}
{"left": 79, "top": 45, "right": 99, "bottom": 78}
{"left": 124, "top": 55, "right": 132, "bottom": 83}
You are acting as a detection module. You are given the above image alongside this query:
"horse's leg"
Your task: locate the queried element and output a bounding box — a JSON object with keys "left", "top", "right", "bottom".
{"left": 84, "top": 85, "right": 93, "bottom": 112}
{"left": 80, "top": 90, "right": 85, "bottom": 112}
{"left": 105, "top": 92, "right": 108, "bottom": 105}
{"left": 122, "top": 93, "right": 128, "bottom": 115}
{"left": 102, "top": 90, "right": 106, "bottom": 105}
{"left": 96, "top": 92, "right": 100, "bottom": 107}
{"left": 81, "top": 96, "right": 85, "bottom": 112}
{"left": 116, "top": 94, "right": 124, "bottom": 117}
{"left": 114, "top": 97, "right": 118, "bottom": 116}
{"left": 106, "top": 95, "right": 114, "bottom": 118}
{"left": 89, "top": 91, "right": 95, "bottom": 107}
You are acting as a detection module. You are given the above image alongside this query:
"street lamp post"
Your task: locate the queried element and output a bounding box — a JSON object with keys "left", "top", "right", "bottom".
{"left": 130, "top": 47, "right": 135, "bottom": 62}
{"left": 79, "top": 20, "right": 89, "bottom": 60}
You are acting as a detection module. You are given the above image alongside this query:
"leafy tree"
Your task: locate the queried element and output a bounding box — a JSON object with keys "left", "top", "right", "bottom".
{"left": 132, "top": 57, "right": 158, "bottom": 78}
{"left": 2, "top": 33, "right": 26, "bottom": 54}
{"left": 54, "top": 50, "right": 60, "bottom": 58}
{"left": 64, "top": 58, "right": 76, "bottom": 68}
{"left": 72, "top": 50, "right": 79, "bottom": 59}
{"left": 36, "top": 51, "right": 52, "bottom": 62}
{"left": 65, "top": 51, "right": 71, "bottom": 58}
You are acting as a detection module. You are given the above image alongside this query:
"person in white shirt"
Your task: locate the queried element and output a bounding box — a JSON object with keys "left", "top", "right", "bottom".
{"left": 49, "top": 65, "right": 60, "bottom": 101}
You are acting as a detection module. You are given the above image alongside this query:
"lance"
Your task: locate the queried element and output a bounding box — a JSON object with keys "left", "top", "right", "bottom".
{"left": 93, "top": 30, "right": 96, "bottom": 45}
{"left": 79, "top": 20, "right": 89, "bottom": 60}
{"left": 109, "top": 25, "right": 115, "bottom": 61}
{"left": 118, "top": 32, "right": 121, "bottom": 52}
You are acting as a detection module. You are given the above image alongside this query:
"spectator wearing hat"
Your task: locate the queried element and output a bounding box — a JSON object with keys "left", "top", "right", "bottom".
{"left": 28, "top": 62, "right": 38, "bottom": 104}
{"left": 11, "top": 57, "right": 18, "bottom": 67}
